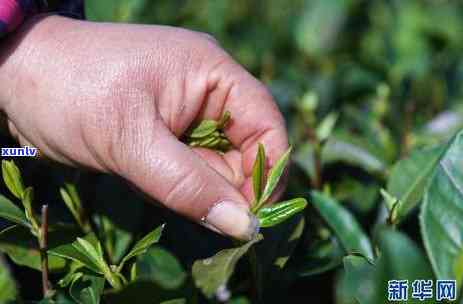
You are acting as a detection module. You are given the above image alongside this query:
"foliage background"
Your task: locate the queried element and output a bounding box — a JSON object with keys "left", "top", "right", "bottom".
{"left": 2, "top": 0, "right": 463, "bottom": 303}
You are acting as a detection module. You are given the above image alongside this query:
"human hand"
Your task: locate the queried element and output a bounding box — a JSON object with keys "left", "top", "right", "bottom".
{"left": 0, "top": 15, "right": 288, "bottom": 240}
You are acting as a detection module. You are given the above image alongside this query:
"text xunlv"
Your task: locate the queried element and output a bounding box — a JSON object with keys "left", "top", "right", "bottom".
{"left": 1, "top": 146, "right": 38, "bottom": 157}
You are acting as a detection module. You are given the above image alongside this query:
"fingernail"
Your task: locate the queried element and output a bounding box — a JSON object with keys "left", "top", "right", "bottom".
{"left": 203, "top": 201, "right": 259, "bottom": 241}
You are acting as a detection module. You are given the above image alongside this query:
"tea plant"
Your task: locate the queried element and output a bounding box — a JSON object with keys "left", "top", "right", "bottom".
{"left": 3, "top": 1, "right": 463, "bottom": 302}
{"left": 0, "top": 118, "right": 306, "bottom": 303}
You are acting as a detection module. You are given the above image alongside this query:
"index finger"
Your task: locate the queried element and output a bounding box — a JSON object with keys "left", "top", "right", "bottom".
{"left": 199, "top": 58, "right": 289, "bottom": 197}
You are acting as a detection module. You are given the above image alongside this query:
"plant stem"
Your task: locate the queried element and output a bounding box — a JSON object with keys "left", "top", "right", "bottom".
{"left": 40, "top": 205, "right": 50, "bottom": 298}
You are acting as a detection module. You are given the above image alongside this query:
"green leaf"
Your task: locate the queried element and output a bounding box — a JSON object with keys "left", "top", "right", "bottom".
{"left": 60, "top": 183, "right": 89, "bottom": 232}
{"left": 75, "top": 238, "right": 106, "bottom": 270}
{"left": 387, "top": 144, "right": 448, "bottom": 222}
{"left": 92, "top": 176, "right": 145, "bottom": 264}
{"left": 374, "top": 229, "right": 434, "bottom": 303}
{"left": 257, "top": 198, "right": 307, "bottom": 227}
{"left": 0, "top": 194, "right": 29, "bottom": 228}
{"left": 341, "top": 255, "right": 376, "bottom": 304}
{"left": 192, "top": 234, "right": 263, "bottom": 298}
{"left": 118, "top": 224, "right": 164, "bottom": 271}
{"left": 257, "top": 147, "right": 292, "bottom": 209}
{"left": 0, "top": 225, "right": 75, "bottom": 272}
{"left": 69, "top": 273, "right": 105, "bottom": 304}
{"left": 186, "top": 120, "right": 218, "bottom": 139}
{"left": 22, "top": 187, "right": 39, "bottom": 232}
{"left": 316, "top": 112, "right": 338, "bottom": 141}
{"left": 217, "top": 111, "right": 231, "bottom": 129}
{"left": 421, "top": 130, "right": 463, "bottom": 285}
{"left": 292, "top": 235, "right": 344, "bottom": 277}
{"left": 2, "top": 160, "right": 25, "bottom": 200}
{"left": 50, "top": 234, "right": 103, "bottom": 274}
{"left": 340, "top": 229, "right": 434, "bottom": 304}
{"left": 252, "top": 144, "right": 266, "bottom": 204}
{"left": 321, "top": 136, "right": 386, "bottom": 175}
{"left": 136, "top": 247, "right": 186, "bottom": 290}
{"left": 0, "top": 255, "right": 17, "bottom": 303}
{"left": 311, "top": 191, "right": 373, "bottom": 260}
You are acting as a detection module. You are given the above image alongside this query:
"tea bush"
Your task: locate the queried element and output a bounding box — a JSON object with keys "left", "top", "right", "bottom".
{"left": 1, "top": 0, "right": 463, "bottom": 303}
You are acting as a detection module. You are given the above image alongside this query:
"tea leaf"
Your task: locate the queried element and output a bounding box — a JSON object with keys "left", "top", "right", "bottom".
{"left": 186, "top": 120, "right": 217, "bottom": 139}
{"left": 136, "top": 246, "right": 186, "bottom": 290}
{"left": 118, "top": 224, "right": 164, "bottom": 272}
{"left": 257, "top": 198, "right": 307, "bottom": 227}
{"left": 0, "top": 194, "right": 29, "bottom": 228}
{"left": 0, "top": 225, "right": 77, "bottom": 272}
{"left": 252, "top": 144, "right": 266, "bottom": 204}
{"left": 50, "top": 234, "right": 103, "bottom": 274}
{"left": 0, "top": 255, "right": 17, "bottom": 302}
{"left": 316, "top": 112, "right": 338, "bottom": 141}
{"left": 60, "top": 183, "right": 89, "bottom": 232}
{"left": 421, "top": 130, "right": 463, "bottom": 284}
{"left": 192, "top": 234, "right": 263, "bottom": 298}
{"left": 341, "top": 229, "right": 433, "bottom": 304}
{"left": 22, "top": 187, "right": 39, "bottom": 232}
{"left": 92, "top": 175, "right": 145, "bottom": 264}
{"left": 321, "top": 136, "right": 386, "bottom": 176}
{"left": 217, "top": 111, "right": 231, "bottom": 129}
{"left": 388, "top": 144, "right": 448, "bottom": 223}
{"left": 69, "top": 273, "right": 105, "bottom": 304}
{"left": 76, "top": 238, "right": 106, "bottom": 270}
{"left": 311, "top": 191, "right": 373, "bottom": 260}
{"left": 256, "top": 147, "right": 292, "bottom": 211}
{"left": 1, "top": 160, "right": 25, "bottom": 200}
{"left": 290, "top": 235, "right": 344, "bottom": 277}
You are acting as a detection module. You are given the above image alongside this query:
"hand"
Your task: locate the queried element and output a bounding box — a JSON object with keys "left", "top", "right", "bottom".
{"left": 0, "top": 15, "right": 288, "bottom": 240}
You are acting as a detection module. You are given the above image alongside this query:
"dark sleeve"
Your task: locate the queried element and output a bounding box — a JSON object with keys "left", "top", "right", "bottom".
{"left": 0, "top": 0, "right": 84, "bottom": 39}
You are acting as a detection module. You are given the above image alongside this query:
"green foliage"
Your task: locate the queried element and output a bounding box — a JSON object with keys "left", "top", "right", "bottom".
{"left": 257, "top": 198, "right": 307, "bottom": 228}
{"left": 117, "top": 224, "right": 165, "bottom": 272}
{"left": 0, "top": 256, "right": 17, "bottom": 303}
{"left": 387, "top": 144, "right": 448, "bottom": 223}
{"left": 421, "top": 131, "right": 463, "bottom": 286}
{"left": 192, "top": 234, "right": 263, "bottom": 298}
{"left": 0, "top": 195, "right": 29, "bottom": 228}
{"left": 136, "top": 247, "right": 186, "bottom": 289}
{"left": 3, "top": 0, "right": 463, "bottom": 302}
{"left": 2, "top": 160, "right": 25, "bottom": 200}
{"left": 311, "top": 191, "right": 373, "bottom": 260}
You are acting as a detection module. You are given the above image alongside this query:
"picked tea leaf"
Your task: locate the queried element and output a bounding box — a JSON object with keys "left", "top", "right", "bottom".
{"left": 184, "top": 111, "right": 233, "bottom": 152}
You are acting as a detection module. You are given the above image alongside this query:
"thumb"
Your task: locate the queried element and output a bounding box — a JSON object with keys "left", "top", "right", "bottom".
{"left": 117, "top": 123, "right": 259, "bottom": 241}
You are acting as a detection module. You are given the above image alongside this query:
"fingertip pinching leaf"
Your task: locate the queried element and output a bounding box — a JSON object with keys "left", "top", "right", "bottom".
{"left": 257, "top": 198, "right": 307, "bottom": 228}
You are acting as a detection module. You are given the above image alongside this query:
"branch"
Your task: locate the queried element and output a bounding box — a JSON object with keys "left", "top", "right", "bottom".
{"left": 40, "top": 204, "right": 50, "bottom": 298}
